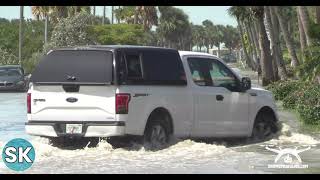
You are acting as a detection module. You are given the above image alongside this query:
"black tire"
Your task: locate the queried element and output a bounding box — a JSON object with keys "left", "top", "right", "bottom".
{"left": 144, "top": 117, "right": 170, "bottom": 151}
{"left": 251, "top": 112, "right": 278, "bottom": 142}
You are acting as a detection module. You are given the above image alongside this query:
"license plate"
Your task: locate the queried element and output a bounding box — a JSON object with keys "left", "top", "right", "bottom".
{"left": 66, "top": 124, "right": 82, "bottom": 134}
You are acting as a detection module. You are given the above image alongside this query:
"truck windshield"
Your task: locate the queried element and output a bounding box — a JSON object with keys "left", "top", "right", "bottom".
{"left": 30, "top": 50, "right": 113, "bottom": 84}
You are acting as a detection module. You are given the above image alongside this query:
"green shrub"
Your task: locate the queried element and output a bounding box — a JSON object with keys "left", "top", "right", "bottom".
{"left": 0, "top": 47, "right": 19, "bottom": 65}
{"left": 49, "top": 12, "right": 95, "bottom": 48}
{"left": 22, "top": 51, "right": 45, "bottom": 74}
{"left": 88, "top": 24, "right": 145, "bottom": 45}
{"left": 268, "top": 80, "right": 320, "bottom": 125}
{"left": 285, "top": 64, "right": 295, "bottom": 78}
{"left": 296, "top": 46, "right": 320, "bottom": 83}
{"left": 282, "top": 82, "right": 312, "bottom": 109}
{"left": 296, "top": 84, "right": 320, "bottom": 125}
{"left": 266, "top": 80, "right": 305, "bottom": 101}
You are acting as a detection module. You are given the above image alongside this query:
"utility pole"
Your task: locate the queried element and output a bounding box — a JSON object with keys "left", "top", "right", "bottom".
{"left": 19, "top": 6, "right": 24, "bottom": 64}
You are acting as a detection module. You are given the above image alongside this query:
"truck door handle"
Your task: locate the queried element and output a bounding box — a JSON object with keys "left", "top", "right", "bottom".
{"left": 216, "top": 95, "right": 224, "bottom": 101}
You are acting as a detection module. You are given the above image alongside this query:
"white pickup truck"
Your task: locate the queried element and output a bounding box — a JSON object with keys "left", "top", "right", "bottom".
{"left": 26, "top": 46, "right": 279, "bottom": 149}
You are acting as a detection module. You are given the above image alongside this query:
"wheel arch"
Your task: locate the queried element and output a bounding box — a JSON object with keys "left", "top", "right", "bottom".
{"left": 254, "top": 106, "right": 278, "bottom": 123}
{"left": 144, "top": 107, "right": 174, "bottom": 135}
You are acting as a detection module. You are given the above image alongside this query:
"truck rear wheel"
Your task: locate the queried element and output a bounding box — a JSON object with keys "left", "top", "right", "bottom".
{"left": 144, "top": 118, "right": 170, "bottom": 151}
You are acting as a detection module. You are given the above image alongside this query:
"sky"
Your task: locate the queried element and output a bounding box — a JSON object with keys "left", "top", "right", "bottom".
{"left": 0, "top": 6, "right": 237, "bottom": 27}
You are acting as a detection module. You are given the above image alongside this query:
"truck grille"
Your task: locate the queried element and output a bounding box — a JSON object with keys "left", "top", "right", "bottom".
{"left": 0, "top": 82, "right": 13, "bottom": 87}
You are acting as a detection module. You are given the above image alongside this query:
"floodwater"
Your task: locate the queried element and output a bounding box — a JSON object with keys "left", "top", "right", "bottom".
{"left": 0, "top": 67, "right": 319, "bottom": 174}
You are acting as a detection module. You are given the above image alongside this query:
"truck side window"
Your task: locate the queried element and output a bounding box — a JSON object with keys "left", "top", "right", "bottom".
{"left": 125, "top": 53, "right": 143, "bottom": 80}
{"left": 188, "top": 58, "right": 213, "bottom": 86}
{"left": 209, "top": 60, "right": 239, "bottom": 91}
{"left": 187, "top": 57, "right": 239, "bottom": 91}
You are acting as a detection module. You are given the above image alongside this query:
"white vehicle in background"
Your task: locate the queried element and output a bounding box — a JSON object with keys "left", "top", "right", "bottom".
{"left": 26, "top": 46, "right": 279, "bottom": 150}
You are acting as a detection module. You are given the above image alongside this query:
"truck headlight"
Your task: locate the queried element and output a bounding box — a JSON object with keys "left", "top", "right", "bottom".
{"left": 16, "top": 81, "right": 25, "bottom": 86}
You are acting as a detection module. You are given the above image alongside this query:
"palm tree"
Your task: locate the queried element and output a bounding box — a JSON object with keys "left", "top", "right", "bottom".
{"left": 214, "top": 24, "right": 226, "bottom": 58}
{"left": 141, "top": 6, "right": 158, "bottom": 30}
{"left": 50, "top": 6, "right": 68, "bottom": 20}
{"left": 298, "top": 6, "right": 313, "bottom": 46}
{"left": 134, "top": 6, "right": 140, "bottom": 24}
{"left": 31, "top": 6, "right": 50, "bottom": 44}
{"left": 297, "top": 7, "right": 307, "bottom": 61}
{"left": 228, "top": 6, "right": 253, "bottom": 68}
{"left": 265, "top": 6, "right": 286, "bottom": 80}
{"left": 158, "top": 6, "right": 190, "bottom": 49}
{"left": 244, "top": 19, "right": 258, "bottom": 70}
{"left": 251, "top": 6, "right": 275, "bottom": 85}
{"left": 267, "top": 6, "right": 288, "bottom": 80}
{"left": 114, "top": 6, "right": 135, "bottom": 24}
{"left": 202, "top": 20, "right": 213, "bottom": 53}
{"left": 133, "top": 6, "right": 158, "bottom": 30}
{"left": 69, "top": 6, "right": 91, "bottom": 16}
{"left": 274, "top": 6, "right": 300, "bottom": 68}
{"left": 19, "top": 6, "right": 24, "bottom": 64}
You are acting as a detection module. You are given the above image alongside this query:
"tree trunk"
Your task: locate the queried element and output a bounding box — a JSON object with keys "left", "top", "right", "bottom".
{"left": 247, "top": 21, "right": 258, "bottom": 71}
{"left": 244, "top": 21, "right": 256, "bottom": 70}
{"left": 217, "top": 43, "right": 221, "bottom": 58}
{"left": 274, "top": 6, "right": 300, "bottom": 68}
{"left": 264, "top": 6, "right": 283, "bottom": 81}
{"left": 237, "top": 17, "right": 252, "bottom": 69}
{"left": 253, "top": 21, "right": 261, "bottom": 57}
{"left": 251, "top": 21, "right": 260, "bottom": 60}
{"left": 19, "top": 6, "right": 24, "bottom": 64}
{"left": 112, "top": 6, "right": 114, "bottom": 24}
{"left": 44, "top": 14, "right": 48, "bottom": 44}
{"left": 134, "top": 6, "right": 139, "bottom": 24}
{"left": 257, "top": 12, "right": 274, "bottom": 86}
{"left": 298, "top": 6, "right": 313, "bottom": 46}
{"left": 316, "top": 6, "right": 320, "bottom": 24}
{"left": 264, "top": 7, "right": 279, "bottom": 81}
{"left": 269, "top": 6, "right": 288, "bottom": 80}
{"left": 297, "top": 8, "right": 307, "bottom": 62}
{"left": 102, "top": 6, "right": 106, "bottom": 25}
{"left": 93, "top": 6, "right": 96, "bottom": 16}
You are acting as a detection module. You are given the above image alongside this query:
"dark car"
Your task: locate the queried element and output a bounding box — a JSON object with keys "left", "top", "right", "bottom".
{"left": 0, "top": 65, "right": 28, "bottom": 92}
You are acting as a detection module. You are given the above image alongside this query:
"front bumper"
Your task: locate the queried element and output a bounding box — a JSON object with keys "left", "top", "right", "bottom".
{"left": 0, "top": 84, "right": 25, "bottom": 91}
{"left": 25, "top": 121, "right": 125, "bottom": 137}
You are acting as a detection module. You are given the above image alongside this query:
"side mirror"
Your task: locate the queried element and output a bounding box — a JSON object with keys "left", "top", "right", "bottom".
{"left": 241, "top": 77, "right": 251, "bottom": 91}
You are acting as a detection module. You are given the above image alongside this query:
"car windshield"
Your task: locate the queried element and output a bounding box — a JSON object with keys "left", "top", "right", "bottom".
{"left": 0, "top": 68, "right": 22, "bottom": 77}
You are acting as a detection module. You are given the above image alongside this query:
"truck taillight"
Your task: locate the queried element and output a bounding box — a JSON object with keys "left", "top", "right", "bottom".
{"left": 27, "top": 93, "right": 31, "bottom": 114}
{"left": 116, "top": 93, "right": 130, "bottom": 114}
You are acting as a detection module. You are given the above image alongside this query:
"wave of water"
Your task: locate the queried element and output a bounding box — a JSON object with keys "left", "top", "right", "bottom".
{"left": 1, "top": 121, "right": 318, "bottom": 174}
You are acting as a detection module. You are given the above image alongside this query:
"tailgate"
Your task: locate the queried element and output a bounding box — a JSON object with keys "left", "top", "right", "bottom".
{"left": 30, "top": 85, "right": 116, "bottom": 122}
